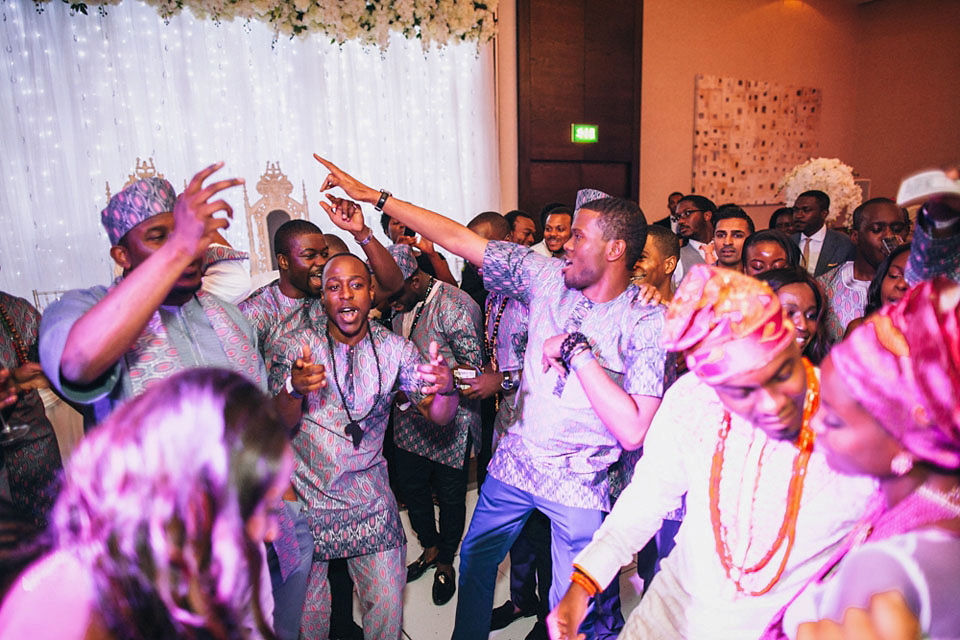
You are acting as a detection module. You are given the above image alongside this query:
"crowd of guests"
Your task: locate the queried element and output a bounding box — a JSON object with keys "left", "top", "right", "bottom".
{"left": 0, "top": 155, "right": 957, "bottom": 640}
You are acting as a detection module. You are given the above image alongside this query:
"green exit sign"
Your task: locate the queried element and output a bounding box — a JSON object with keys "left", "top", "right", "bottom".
{"left": 571, "top": 124, "right": 599, "bottom": 143}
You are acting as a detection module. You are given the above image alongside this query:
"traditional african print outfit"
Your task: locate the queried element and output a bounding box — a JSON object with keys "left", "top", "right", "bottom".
{"left": 573, "top": 372, "right": 877, "bottom": 639}
{"left": 270, "top": 307, "right": 430, "bottom": 640}
{"left": 452, "top": 241, "right": 667, "bottom": 640}
{"left": 40, "top": 284, "right": 266, "bottom": 427}
{"left": 818, "top": 262, "right": 869, "bottom": 343}
{"left": 0, "top": 292, "right": 62, "bottom": 529}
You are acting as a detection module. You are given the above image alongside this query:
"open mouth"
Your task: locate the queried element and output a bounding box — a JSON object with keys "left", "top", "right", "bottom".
{"left": 337, "top": 306, "right": 360, "bottom": 323}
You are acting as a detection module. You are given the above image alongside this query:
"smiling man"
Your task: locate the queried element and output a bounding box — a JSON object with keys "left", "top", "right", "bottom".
{"left": 312, "top": 154, "right": 668, "bottom": 640}
{"left": 269, "top": 252, "right": 459, "bottom": 639}
{"left": 39, "top": 165, "right": 277, "bottom": 427}
{"left": 548, "top": 265, "right": 876, "bottom": 640}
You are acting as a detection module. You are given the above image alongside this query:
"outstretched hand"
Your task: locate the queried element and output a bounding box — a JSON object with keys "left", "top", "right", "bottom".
{"left": 416, "top": 341, "right": 455, "bottom": 395}
{"left": 547, "top": 584, "right": 590, "bottom": 640}
{"left": 168, "top": 162, "right": 244, "bottom": 261}
{"left": 292, "top": 345, "right": 326, "bottom": 396}
{"left": 321, "top": 194, "right": 367, "bottom": 235}
{"left": 541, "top": 333, "right": 569, "bottom": 376}
{"left": 314, "top": 154, "right": 379, "bottom": 205}
{"left": 0, "top": 368, "right": 18, "bottom": 410}
{"left": 631, "top": 283, "right": 663, "bottom": 307}
{"left": 11, "top": 362, "right": 48, "bottom": 392}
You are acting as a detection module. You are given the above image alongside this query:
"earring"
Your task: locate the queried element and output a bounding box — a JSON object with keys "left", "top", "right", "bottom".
{"left": 890, "top": 451, "right": 914, "bottom": 476}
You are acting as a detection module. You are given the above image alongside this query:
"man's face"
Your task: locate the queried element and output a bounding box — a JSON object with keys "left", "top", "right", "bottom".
{"left": 713, "top": 342, "right": 807, "bottom": 441}
{"left": 279, "top": 233, "right": 329, "bottom": 297}
{"left": 632, "top": 241, "right": 668, "bottom": 290}
{"left": 744, "top": 240, "right": 788, "bottom": 277}
{"left": 116, "top": 212, "right": 202, "bottom": 294}
{"left": 793, "top": 195, "right": 826, "bottom": 236}
{"left": 543, "top": 213, "right": 572, "bottom": 255}
{"left": 562, "top": 208, "right": 608, "bottom": 291}
{"left": 674, "top": 200, "right": 710, "bottom": 241}
{"left": 713, "top": 218, "right": 751, "bottom": 268}
{"left": 812, "top": 356, "right": 902, "bottom": 477}
{"left": 390, "top": 276, "right": 423, "bottom": 314}
{"left": 852, "top": 203, "right": 907, "bottom": 269}
{"left": 387, "top": 218, "right": 408, "bottom": 244}
{"left": 668, "top": 193, "right": 683, "bottom": 215}
{"left": 322, "top": 255, "right": 374, "bottom": 345}
{"left": 511, "top": 216, "right": 537, "bottom": 247}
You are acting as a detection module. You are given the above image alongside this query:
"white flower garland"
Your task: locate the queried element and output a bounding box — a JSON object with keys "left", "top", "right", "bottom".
{"left": 39, "top": 0, "right": 499, "bottom": 50}
{"left": 777, "top": 157, "right": 862, "bottom": 228}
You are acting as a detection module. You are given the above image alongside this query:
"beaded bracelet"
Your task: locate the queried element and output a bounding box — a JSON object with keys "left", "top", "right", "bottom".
{"left": 356, "top": 227, "right": 374, "bottom": 246}
{"left": 570, "top": 565, "right": 600, "bottom": 597}
{"left": 559, "top": 332, "right": 590, "bottom": 371}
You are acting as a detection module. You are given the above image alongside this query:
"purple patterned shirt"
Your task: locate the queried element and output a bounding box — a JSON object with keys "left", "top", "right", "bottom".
{"left": 481, "top": 241, "right": 667, "bottom": 511}
{"left": 392, "top": 281, "right": 482, "bottom": 468}
{"left": 239, "top": 280, "right": 311, "bottom": 365}
{"left": 818, "top": 262, "right": 869, "bottom": 343}
{"left": 270, "top": 309, "right": 426, "bottom": 559}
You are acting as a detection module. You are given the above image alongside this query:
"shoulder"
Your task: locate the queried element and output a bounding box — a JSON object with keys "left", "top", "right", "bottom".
{"left": 826, "top": 229, "right": 854, "bottom": 245}
{"left": 817, "top": 263, "right": 847, "bottom": 287}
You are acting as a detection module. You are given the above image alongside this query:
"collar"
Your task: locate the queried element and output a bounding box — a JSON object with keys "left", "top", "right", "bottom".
{"left": 803, "top": 224, "right": 827, "bottom": 243}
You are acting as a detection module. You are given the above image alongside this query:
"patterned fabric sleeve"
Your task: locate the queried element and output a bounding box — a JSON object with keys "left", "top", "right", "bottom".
{"left": 481, "top": 240, "right": 556, "bottom": 306}
{"left": 441, "top": 292, "right": 484, "bottom": 371}
{"left": 906, "top": 221, "right": 960, "bottom": 286}
{"left": 623, "top": 304, "right": 668, "bottom": 397}
{"left": 268, "top": 335, "right": 296, "bottom": 396}
{"left": 395, "top": 337, "right": 426, "bottom": 405}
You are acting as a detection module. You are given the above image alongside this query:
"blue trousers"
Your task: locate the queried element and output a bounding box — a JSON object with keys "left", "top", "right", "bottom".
{"left": 267, "top": 501, "right": 314, "bottom": 640}
{"left": 452, "top": 476, "right": 605, "bottom": 640}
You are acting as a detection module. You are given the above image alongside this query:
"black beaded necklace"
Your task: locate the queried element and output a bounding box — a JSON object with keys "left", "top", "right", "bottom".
{"left": 325, "top": 324, "right": 381, "bottom": 449}
{"left": 484, "top": 295, "right": 508, "bottom": 372}
{"left": 406, "top": 277, "right": 436, "bottom": 337}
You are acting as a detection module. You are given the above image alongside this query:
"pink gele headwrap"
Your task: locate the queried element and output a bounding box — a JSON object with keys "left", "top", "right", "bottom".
{"left": 662, "top": 264, "right": 797, "bottom": 384}
{"left": 830, "top": 277, "right": 960, "bottom": 470}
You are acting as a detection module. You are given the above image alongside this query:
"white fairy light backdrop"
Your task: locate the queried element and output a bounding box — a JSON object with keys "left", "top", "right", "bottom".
{"left": 0, "top": 0, "right": 499, "bottom": 301}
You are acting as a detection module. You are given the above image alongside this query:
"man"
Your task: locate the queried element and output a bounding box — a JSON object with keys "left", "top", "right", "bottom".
{"left": 672, "top": 194, "right": 716, "bottom": 287}
{"left": 653, "top": 191, "right": 684, "bottom": 229}
{"left": 269, "top": 252, "right": 459, "bottom": 639}
{"left": 818, "top": 197, "right": 907, "bottom": 342}
{"left": 769, "top": 207, "right": 797, "bottom": 234}
{"left": 312, "top": 154, "right": 668, "bottom": 640}
{"left": 389, "top": 245, "right": 483, "bottom": 606}
{"left": 379, "top": 211, "right": 458, "bottom": 285}
{"left": 792, "top": 190, "right": 855, "bottom": 277}
{"left": 505, "top": 210, "right": 538, "bottom": 247}
{"left": 532, "top": 205, "right": 573, "bottom": 258}
{"left": 712, "top": 205, "right": 755, "bottom": 272}
{"left": 549, "top": 265, "right": 876, "bottom": 639}
{"left": 39, "top": 165, "right": 277, "bottom": 425}
{"left": 631, "top": 225, "right": 680, "bottom": 303}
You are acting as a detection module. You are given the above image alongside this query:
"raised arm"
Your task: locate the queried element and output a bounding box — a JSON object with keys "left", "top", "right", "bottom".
{"left": 59, "top": 163, "right": 243, "bottom": 385}
{"left": 314, "top": 154, "right": 489, "bottom": 267}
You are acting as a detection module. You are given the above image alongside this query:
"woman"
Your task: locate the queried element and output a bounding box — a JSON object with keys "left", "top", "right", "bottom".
{"left": 742, "top": 230, "right": 802, "bottom": 277}
{"left": 757, "top": 267, "right": 830, "bottom": 364}
{"left": 844, "top": 242, "right": 911, "bottom": 336}
{"left": 0, "top": 368, "right": 293, "bottom": 640}
{"left": 763, "top": 277, "right": 960, "bottom": 639}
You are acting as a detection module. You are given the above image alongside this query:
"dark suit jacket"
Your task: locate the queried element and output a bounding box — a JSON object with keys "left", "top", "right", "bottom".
{"left": 793, "top": 229, "right": 856, "bottom": 277}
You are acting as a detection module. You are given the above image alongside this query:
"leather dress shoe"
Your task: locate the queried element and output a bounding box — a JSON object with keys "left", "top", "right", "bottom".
{"left": 406, "top": 553, "right": 437, "bottom": 582}
{"left": 490, "top": 599, "right": 536, "bottom": 630}
{"left": 432, "top": 566, "right": 456, "bottom": 605}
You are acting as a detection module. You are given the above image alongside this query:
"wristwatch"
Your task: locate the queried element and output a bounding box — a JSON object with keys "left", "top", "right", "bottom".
{"left": 375, "top": 189, "right": 392, "bottom": 212}
{"left": 500, "top": 369, "right": 520, "bottom": 391}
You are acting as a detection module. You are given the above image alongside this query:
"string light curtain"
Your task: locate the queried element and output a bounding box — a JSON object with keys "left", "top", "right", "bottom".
{"left": 0, "top": 0, "right": 499, "bottom": 301}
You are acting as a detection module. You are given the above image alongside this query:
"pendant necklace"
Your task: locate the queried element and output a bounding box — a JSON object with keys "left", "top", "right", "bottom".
{"left": 325, "top": 324, "right": 382, "bottom": 449}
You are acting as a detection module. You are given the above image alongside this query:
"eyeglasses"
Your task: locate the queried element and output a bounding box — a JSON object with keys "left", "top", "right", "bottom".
{"left": 670, "top": 209, "right": 702, "bottom": 222}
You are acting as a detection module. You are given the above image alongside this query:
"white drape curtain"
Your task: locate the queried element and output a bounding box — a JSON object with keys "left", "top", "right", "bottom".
{"left": 0, "top": 0, "right": 500, "bottom": 302}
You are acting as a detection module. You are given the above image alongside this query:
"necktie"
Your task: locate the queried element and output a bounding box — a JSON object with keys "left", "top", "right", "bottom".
{"left": 802, "top": 237, "right": 812, "bottom": 272}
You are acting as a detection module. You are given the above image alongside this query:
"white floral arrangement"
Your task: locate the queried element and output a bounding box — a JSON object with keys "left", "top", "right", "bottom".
{"left": 777, "top": 157, "right": 862, "bottom": 228}
{"left": 40, "top": 0, "right": 499, "bottom": 50}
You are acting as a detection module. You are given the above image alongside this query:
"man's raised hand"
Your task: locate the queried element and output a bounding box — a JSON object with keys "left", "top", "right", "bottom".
{"left": 292, "top": 345, "right": 326, "bottom": 396}
{"left": 416, "top": 340, "right": 455, "bottom": 395}
{"left": 321, "top": 194, "right": 367, "bottom": 236}
{"left": 169, "top": 162, "right": 244, "bottom": 260}
{"left": 314, "top": 154, "right": 379, "bottom": 204}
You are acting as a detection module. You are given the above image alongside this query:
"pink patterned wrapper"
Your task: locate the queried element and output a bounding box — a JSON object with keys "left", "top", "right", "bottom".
{"left": 830, "top": 277, "right": 960, "bottom": 470}
{"left": 663, "top": 264, "right": 796, "bottom": 384}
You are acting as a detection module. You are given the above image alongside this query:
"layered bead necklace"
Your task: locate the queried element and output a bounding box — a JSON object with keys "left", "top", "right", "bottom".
{"left": 709, "top": 357, "right": 819, "bottom": 596}
{"left": 0, "top": 301, "right": 29, "bottom": 366}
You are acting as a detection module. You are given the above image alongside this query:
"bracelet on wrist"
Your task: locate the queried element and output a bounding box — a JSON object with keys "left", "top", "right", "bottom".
{"left": 285, "top": 376, "right": 304, "bottom": 400}
{"left": 356, "top": 227, "right": 374, "bottom": 246}
{"left": 570, "top": 566, "right": 600, "bottom": 597}
{"left": 559, "top": 331, "right": 591, "bottom": 371}
{"left": 569, "top": 347, "right": 595, "bottom": 372}
{"left": 375, "top": 189, "right": 392, "bottom": 212}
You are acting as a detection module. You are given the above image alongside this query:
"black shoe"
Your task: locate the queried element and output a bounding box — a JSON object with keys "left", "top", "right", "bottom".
{"left": 525, "top": 619, "right": 548, "bottom": 640}
{"left": 490, "top": 600, "right": 536, "bottom": 631}
{"left": 432, "top": 566, "right": 456, "bottom": 605}
{"left": 406, "top": 553, "right": 437, "bottom": 582}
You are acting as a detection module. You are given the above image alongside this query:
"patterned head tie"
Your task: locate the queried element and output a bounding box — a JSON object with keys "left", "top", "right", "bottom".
{"left": 574, "top": 188, "right": 612, "bottom": 213}
{"left": 662, "top": 264, "right": 796, "bottom": 384}
{"left": 101, "top": 177, "right": 177, "bottom": 246}
{"left": 830, "top": 276, "right": 960, "bottom": 470}
{"left": 387, "top": 243, "right": 418, "bottom": 280}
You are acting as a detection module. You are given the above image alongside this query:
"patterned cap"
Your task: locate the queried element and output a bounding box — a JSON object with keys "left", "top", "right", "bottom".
{"left": 575, "top": 188, "right": 611, "bottom": 213}
{"left": 831, "top": 277, "right": 960, "bottom": 470}
{"left": 662, "top": 264, "right": 796, "bottom": 384}
{"left": 101, "top": 177, "right": 177, "bottom": 245}
{"left": 388, "top": 243, "right": 418, "bottom": 280}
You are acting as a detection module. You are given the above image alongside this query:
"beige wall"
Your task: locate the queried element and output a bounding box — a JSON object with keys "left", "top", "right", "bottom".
{"left": 639, "top": 0, "right": 861, "bottom": 226}
{"left": 851, "top": 0, "right": 960, "bottom": 201}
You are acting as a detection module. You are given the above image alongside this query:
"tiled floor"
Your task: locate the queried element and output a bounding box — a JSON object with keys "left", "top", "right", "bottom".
{"left": 377, "top": 488, "right": 645, "bottom": 640}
